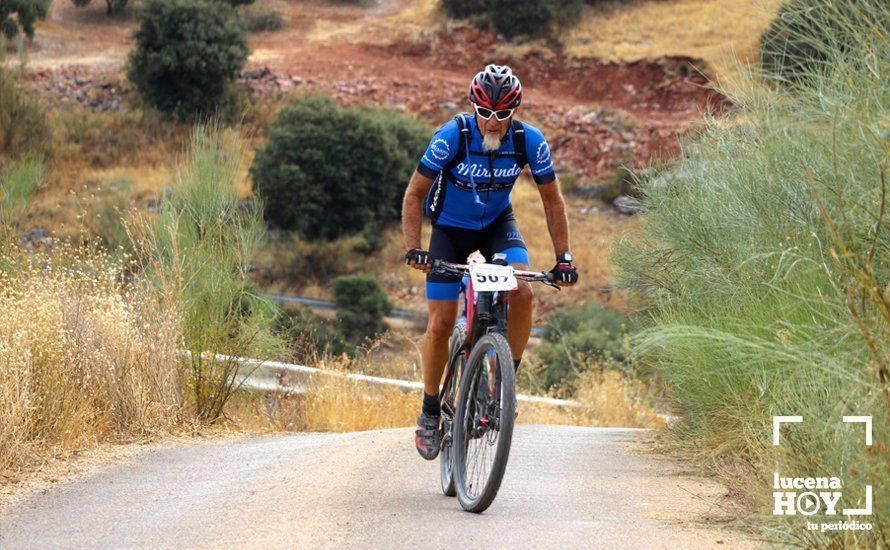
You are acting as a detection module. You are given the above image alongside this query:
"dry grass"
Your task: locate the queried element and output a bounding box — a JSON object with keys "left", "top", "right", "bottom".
{"left": 295, "top": 0, "right": 442, "bottom": 46}
{"left": 223, "top": 356, "right": 420, "bottom": 433}
{"left": 290, "top": 376, "right": 419, "bottom": 432}
{"left": 0, "top": 245, "right": 182, "bottom": 477}
{"left": 564, "top": 0, "right": 786, "bottom": 77}
{"left": 226, "top": 350, "right": 663, "bottom": 433}
{"left": 23, "top": 107, "right": 258, "bottom": 243}
{"left": 17, "top": 1, "right": 134, "bottom": 68}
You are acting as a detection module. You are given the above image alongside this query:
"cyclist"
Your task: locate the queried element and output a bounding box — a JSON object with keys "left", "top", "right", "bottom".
{"left": 401, "top": 64, "right": 578, "bottom": 460}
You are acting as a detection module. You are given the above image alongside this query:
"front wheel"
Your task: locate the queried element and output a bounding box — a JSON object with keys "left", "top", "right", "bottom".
{"left": 452, "top": 332, "right": 515, "bottom": 513}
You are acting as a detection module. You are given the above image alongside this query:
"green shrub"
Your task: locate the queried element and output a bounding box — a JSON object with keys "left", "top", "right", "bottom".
{"left": 441, "top": 0, "right": 581, "bottom": 39}
{"left": 615, "top": 0, "right": 887, "bottom": 544}
{"left": 275, "top": 307, "right": 353, "bottom": 361}
{"left": 332, "top": 275, "right": 393, "bottom": 343}
{"left": 250, "top": 95, "right": 429, "bottom": 240}
{"left": 441, "top": 0, "right": 485, "bottom": 19}
{"left": 536, "top": 303, "right": 630, "bottom": 391}
{"left": 571, "top": 166, "right": 651, "bottom": 202}
{"left": 133, "top": 123, "right": 284, "bottom": 421}
{"left": 1, "top": 0, "right": 50, "bottom": 39}
{"left": 0, "top": 63, "right": 51, "bottom": 160}
{"left": 486, "top": 0, "right": 581, "bottom": 39}
{"left": 127, "top": 0, "right": 249, "bottom": 118}
{"left": 759, "top": 0, "right": 883, "bottom": 84}
{"left": 70, "top": 0, "right": 128, "bottom": 15}
{"left": 243, "top": 6, "right": 282, "bottom": 32}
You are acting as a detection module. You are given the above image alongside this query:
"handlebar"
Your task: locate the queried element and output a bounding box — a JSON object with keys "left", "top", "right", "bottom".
{"left": 430, "top": 259, "right": 560, "bottom": 290}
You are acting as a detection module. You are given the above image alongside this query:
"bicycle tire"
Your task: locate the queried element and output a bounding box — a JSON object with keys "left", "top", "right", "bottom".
{"left": 453, "top": 332, "right": 515, "bottom": 513}
{"left": 439, "top": 322, "right": 466, "bottom": 497}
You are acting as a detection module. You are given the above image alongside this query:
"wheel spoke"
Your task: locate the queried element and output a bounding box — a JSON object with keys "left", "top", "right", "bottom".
{"left": 454, "top": 334, "right": 514, "bottom": 511}
{"left": 461, "top": 348, "right": 504, "bottom": 501}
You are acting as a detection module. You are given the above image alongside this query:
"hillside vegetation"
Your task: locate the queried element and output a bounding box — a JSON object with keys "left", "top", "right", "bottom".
{"left": 0, "top": 0, "right": 820, "bottom": 500}
{"left": 615, "top": 0, "right": 888, "bottom": 545}
{"left": 0, "top": 124, "right": 285, "bottom": 476}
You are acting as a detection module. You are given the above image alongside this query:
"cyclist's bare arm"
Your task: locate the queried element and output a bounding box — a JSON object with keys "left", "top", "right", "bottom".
{"left": 537, "top": 177, "right": 571, "bottom": 258}
{"left": 402, "top": 170, "right": 435, "bottom": 270}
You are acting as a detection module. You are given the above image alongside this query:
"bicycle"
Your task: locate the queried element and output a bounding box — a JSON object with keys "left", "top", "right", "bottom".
{"left": 432, "top": 255, "right": 559, "bottom": 513}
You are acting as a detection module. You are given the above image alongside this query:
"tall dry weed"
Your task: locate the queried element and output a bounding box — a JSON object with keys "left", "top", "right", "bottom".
{"left": 520, "top": 369, "right": 664, "bottom": 428}
{"left": 228, "top": 350, "right": 663, "bottom": 433}
{"left": 0, "top": 246, "right": 182, "bottom": 475}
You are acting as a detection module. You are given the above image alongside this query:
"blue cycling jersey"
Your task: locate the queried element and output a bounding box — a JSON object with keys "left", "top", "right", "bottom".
{"left": 417, "top": 114, "right": 555, "bottom": 230}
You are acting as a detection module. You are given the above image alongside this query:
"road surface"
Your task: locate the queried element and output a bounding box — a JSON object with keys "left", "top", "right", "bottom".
{"left": 0, "top": 426, "right": 750, "bottom": 549}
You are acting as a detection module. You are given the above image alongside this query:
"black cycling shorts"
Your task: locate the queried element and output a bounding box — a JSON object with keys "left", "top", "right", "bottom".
{"left": 426, "top": 207, "right": 530, "bottom": 301}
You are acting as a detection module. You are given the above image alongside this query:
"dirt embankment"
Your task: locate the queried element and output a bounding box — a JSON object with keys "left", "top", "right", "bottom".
{"left": 22, "top": 20, "right": 727, "bottom": 182}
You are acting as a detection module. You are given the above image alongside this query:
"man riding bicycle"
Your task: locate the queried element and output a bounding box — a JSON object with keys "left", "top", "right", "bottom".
{"left": 401, "top": 64, "right": 578, "bottom": 460}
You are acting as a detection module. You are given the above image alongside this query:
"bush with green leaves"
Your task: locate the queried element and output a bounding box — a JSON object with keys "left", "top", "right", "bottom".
{"left": 70, "top": 0, "right": 127, "bottom": 15}
{"left": 332, "top": 275, "right": 393, "bottom": 343}
{"left": 251, "top": 95, "right": 429, "bottom": 240}
{"left": 441, "top": 0, "right": 581, "bottom": 39}
{"left": 275, "top": 307, "right": 353, "bottom": 361}
{"left": 536, "top": 303, "right": 629, "bottom": 391}
{"left": 616, "top": 0, "right": 887, "bottom": 544}
{"left": 486, "top": 0, "right": 581, "bottom": 39}
{"left": 759, "top": 0, "right": 884, "bottom": 84}
{"left": 127, "top": 0, "right": 249, "bottom": 118}
{"left": 1, "top": 0, "right": 50, "bottom": 39}
{"left": 440, "top": 0, "right": 484, "bottom": 19}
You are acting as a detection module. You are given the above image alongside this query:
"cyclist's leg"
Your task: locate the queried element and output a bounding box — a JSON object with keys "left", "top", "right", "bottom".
{"left": 481, "top": 210, "right": 532, "bottom": 363}
{"left": 423, "top": 225, "right": 475, "bottom": 397}
{"left": 416, "top": 226, "right": 474, "bottom": 459}
{"left": 422, "top": 301, "right": 458, "bottom": 396}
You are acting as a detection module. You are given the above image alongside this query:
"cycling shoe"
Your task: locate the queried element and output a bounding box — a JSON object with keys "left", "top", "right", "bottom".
{"left": 415, "top": 412, "right": 441, "bottom": 460}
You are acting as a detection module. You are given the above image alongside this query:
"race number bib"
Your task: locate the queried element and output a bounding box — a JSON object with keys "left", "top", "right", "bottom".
{"left": 470, "top": 264, "right": 517, "bottom": 292}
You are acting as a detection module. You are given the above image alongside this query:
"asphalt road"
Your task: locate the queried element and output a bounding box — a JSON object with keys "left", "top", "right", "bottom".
{"left": 0, "top": 426, "right": 750, "bottom": 549}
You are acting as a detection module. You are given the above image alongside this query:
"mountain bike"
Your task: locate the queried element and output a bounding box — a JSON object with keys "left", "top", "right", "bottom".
{"left": 433, "top": 256, "right": 558, "bottom": 513}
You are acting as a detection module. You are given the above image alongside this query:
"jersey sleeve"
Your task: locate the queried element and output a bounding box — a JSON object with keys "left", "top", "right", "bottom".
{"left": 524, "top": 125, "right": 556, "bottom": 185}
{"left": 417, "top": 120, "right": 459, "bottom": 179}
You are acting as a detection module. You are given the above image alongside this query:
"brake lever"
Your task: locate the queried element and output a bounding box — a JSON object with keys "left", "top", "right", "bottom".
{"left": 543, "top": 279, "right": 561, "bottom": 291}
{"left": 541, "top": 273, "right": 561, "bottom": 291}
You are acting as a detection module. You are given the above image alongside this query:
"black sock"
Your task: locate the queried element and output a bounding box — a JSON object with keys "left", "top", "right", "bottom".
{"left": 422, "top": 392, "right": 440, "bottom": 417}
{"left": 514, "top": 358, "right": 522, "bottom": 374}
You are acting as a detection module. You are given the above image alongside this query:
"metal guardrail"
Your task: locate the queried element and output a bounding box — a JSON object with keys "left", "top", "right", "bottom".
{"left": 183, "top": 352, "right": 675, "bottom": 423}
{"left": 212, "top": 352, "right": 585, "bottom": 408}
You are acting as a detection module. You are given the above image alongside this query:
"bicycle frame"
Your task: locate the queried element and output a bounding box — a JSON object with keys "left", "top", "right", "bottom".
{"left": 436, "top": 259, "right": 557, "bottom": 410}
{"left": 464, "top": 272, "right": 510, "bottom": 348}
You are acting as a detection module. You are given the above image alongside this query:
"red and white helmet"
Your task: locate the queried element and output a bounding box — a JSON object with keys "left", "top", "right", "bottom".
{"left": 468, "top": 64, "right": 522, "bottom": 110}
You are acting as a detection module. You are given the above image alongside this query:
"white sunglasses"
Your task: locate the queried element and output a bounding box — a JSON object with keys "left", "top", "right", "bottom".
{"left": 474, "top": 104, "right": 515, "bottom": 121}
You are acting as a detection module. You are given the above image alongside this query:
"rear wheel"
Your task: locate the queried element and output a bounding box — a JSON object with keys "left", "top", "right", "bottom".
{"left": 439, "top": 322, "right": 466, "bottom": 497}
{"left": 453, "top": 332, "right": 515, "bottom": 513}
